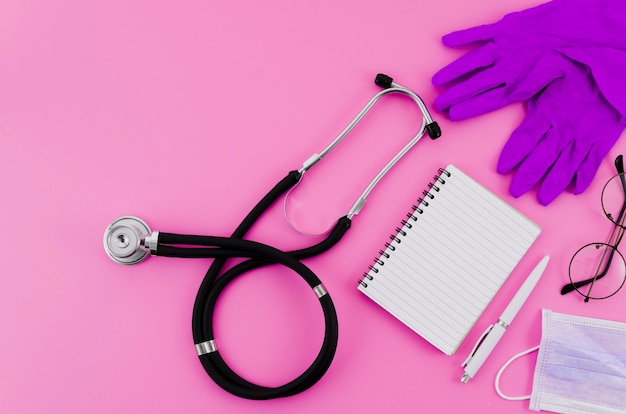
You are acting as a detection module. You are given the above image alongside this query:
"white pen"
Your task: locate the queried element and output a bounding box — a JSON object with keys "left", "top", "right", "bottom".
{"left": 460, "top": 254, "right": 550, "bottom": 383}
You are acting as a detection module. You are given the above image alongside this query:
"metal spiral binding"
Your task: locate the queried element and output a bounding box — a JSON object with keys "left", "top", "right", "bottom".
{"left": 358, "top": 167, "right": 451, "bottom": 289}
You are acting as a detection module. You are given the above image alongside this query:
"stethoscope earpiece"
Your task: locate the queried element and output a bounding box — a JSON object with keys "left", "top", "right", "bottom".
{"left": 103, "top": 216, "right": 151, "bottom": 265}
{"left": 426, "top": 121, "right": 441, "bottom": 139}
{"left": 374, "top": 73, "right": 394, "bottom": 88}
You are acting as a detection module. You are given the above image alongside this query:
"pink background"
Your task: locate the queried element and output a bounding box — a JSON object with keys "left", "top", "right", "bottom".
{"left": 2, "top": 0, "right": 625, "bottom": 412}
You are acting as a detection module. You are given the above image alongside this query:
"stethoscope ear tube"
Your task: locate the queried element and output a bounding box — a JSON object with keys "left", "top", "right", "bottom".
{"left": 198, "top": 294, "right": 338, "bottom": 399}
{"left": 152, "top": 215, "right": 350, "bottom": 399}
{"left": 181, "top": 170, "right": 348, "bottom": 399}
{"left": 104, "top": 184, "right": 347, "bottom": 399}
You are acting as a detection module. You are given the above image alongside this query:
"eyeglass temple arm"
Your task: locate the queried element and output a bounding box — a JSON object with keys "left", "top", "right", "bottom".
{"left": 608, "top": 155, "right": 626, "bottom": 246}
{"left": 617, "top": 154, "right": 625, "bottom": 174}
{"left": 617, "top": 154, "right": 626, "bottom": 197}
{"left": 560, "top": 155, "right": 626, "bottom": 296}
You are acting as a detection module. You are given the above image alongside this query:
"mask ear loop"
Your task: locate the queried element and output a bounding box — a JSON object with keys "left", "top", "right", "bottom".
{"left": 495, "top": 345, "right": 540, "bottom": 401}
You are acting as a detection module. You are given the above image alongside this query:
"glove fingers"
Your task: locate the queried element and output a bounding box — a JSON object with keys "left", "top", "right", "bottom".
{"left": 497, "top": 109, "right": 551, "bottom": 174}
{"left": 444, "top": 53, "right": 565, "bottom": 119}
{"left": 447, "top": 88, "right": 506, "bottom": 120}
{"left": 434, "top": 62, "right": 503, "bottom": 112}
{"left": 509, "top": 127, "right": 566, "bottom": 198}
{"left": 573, "top": 149, "right": 607, "bottom": 195}
{"left": 432, "top": 44, "right": 496, "bottom": 87}
{"left": 537, "top": 143, "right": 589, "bottom": 205}
{"left": 441, "top": 23, "right": 498, "bottom": 47}
{"left": 573, "top": 128, "right": 625, "bottom": 194}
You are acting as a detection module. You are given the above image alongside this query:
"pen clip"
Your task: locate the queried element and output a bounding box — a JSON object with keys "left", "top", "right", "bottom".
{"left": 461, "top": 324, "right": 493, "bottom": 367}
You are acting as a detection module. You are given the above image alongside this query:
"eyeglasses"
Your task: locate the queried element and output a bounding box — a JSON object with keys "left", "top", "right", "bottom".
{"left": 561, "top": 155, "right": 626, "bottom": 302}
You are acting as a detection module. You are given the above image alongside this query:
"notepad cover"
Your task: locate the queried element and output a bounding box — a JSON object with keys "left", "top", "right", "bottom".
{"left": 358, "top": 164, "right": 541, "bottom": 355}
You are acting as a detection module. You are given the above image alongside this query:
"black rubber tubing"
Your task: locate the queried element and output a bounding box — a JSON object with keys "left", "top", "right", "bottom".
{"left": 154, "top": 170, "right": 351, "bottom": 399}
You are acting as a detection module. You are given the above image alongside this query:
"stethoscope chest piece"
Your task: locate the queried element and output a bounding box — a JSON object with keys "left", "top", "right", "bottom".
{"left": 103, "top": 216, "right": 151, "bottom": 265}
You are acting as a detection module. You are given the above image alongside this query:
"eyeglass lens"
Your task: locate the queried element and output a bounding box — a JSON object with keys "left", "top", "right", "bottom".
{"left": 569, "top": 242, "right": 626, "bottom": 300}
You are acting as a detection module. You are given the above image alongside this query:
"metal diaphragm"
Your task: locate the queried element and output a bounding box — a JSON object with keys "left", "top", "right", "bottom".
{"left": 103, "top": 216, "right": 151, "bottom": 265}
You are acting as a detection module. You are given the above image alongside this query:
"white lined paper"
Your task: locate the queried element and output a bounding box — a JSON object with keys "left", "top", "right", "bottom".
{"left": 358, "top": 164, "right": 541, "bottom": 355}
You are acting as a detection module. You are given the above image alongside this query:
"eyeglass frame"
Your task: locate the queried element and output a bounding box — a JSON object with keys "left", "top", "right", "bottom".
{"left": 561, "top": 154, "right": 626, "bottom": 302}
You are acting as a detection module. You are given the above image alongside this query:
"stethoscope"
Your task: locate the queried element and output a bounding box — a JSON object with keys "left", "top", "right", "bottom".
{"left": 103, "top": 74, "right": 440, "bottom": 400}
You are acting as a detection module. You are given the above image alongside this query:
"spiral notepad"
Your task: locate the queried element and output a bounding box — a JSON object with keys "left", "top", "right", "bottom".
{"left": 358, "top": 164, "right": 541, "bottom": 355}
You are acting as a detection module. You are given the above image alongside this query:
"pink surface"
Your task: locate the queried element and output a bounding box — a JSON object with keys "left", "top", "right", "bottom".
{"left": 2, "top": 0, "right": 625, "bottom": 412}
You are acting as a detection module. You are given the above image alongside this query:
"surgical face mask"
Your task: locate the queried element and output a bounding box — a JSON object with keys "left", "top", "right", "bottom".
{"left": 496, "top": 309, "right": 626, "bottom": 413}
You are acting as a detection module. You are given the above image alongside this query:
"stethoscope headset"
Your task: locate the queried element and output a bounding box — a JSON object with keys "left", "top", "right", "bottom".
{"left": 103, "top": 74, "right": 440, "bottom": 400}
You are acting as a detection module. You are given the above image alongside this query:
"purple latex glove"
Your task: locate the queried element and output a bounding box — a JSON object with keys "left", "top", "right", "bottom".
{"left": 432, "top": 0, "right": 626, "bottom": 121}
{"left": 498, "top": 57, "right": 626, "bottom": 205}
